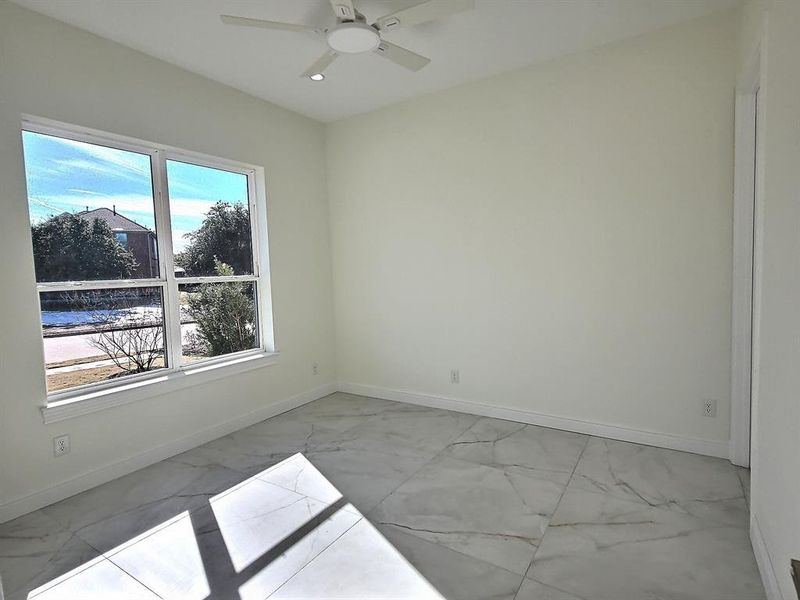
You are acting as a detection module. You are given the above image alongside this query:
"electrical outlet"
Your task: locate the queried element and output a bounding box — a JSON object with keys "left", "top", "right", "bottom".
{"left": 312, "top": 362, "right": 319, "bottom": 376}
{"left": 450, "top": 369, "right": 460, "bottom": 384}
{"left": 53, "top": 434, "right": 70, "bottom": 457}
{"left": 702, "top": 399, "right": 717, "bottom": 418}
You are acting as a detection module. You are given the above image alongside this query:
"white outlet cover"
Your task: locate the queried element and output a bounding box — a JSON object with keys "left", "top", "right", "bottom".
{"left": 53, "top": 434, "right": 70, "bottom": 456}
{"left": 703, "top": 400, "right": 717, "bottom": 417}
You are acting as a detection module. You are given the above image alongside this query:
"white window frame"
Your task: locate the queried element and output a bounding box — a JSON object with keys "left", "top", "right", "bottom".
{"left": 22, "top": 115, "right": 277, "bottom": 424}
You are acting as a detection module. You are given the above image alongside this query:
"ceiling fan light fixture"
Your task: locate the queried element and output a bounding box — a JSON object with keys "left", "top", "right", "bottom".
{"left": 220, "top": 0, "right": 478, "bottom": 78}
{"left": 326, "top": 22, "right": 380, "bottom": 54}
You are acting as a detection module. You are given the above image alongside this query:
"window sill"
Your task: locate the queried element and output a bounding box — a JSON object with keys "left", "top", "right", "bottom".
{"left": 41, "top": 351, "right": 279, "bottom": 424}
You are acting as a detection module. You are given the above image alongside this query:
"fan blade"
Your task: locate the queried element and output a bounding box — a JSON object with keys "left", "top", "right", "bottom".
{"left": 302, "top": 51, "right": 338, "bottom": 78}
{"left": 374, "top": 41, "right": 430, "bottom": 71}
{"left": 374, "top": 0, "right": 474, "bottom": 30}
{"left": 329, "top": 0, "right": 356, "bottom": 20}
{"left": 220, "top": 15, "right": 320, "bottom": 35}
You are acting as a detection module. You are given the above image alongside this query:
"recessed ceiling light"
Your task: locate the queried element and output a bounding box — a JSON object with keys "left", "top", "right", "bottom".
{"left": 308, "top": 73, "right": 325, "bottom": 81}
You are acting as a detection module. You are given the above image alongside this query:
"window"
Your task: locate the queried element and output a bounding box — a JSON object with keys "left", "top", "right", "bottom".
{"left": 22, "top": 118, "right": 273, "bottom": 400}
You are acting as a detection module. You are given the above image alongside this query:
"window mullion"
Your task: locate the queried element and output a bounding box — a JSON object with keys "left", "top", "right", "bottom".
{"left": 174, "top": 275, "right": 258, "bottom": 286}
{"left": 152, "top": 150, "right": 183, "bottom": 370}
{"left": 36, "top": 279, "right": 166, "bottom": 293}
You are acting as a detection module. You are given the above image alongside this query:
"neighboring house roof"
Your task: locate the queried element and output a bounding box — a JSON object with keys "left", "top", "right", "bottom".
{"left": 74, "top": 207, "right": 152, "bottom": 233}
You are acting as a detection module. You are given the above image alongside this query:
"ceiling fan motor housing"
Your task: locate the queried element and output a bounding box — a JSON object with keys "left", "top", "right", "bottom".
{"left": 327, "top": 22, "right": 381, "bottom": 54}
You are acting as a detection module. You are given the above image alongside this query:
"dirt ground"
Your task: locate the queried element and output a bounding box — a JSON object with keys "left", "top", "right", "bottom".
{"left": 46, "top": 354, "right": 208, "bottom": 393}
{"left": 47, "top": 363, "right": 132, "bottom": 392}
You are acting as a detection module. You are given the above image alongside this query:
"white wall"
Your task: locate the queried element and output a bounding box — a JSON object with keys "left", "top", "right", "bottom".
{"left": 0, "top": 2, "right": 336, "bottom": 520}
{"left": 743, "top": 1, "right": 800, "bottom": 598}
{"left": 327, "top": 11, "right": 739, "bottom": 451}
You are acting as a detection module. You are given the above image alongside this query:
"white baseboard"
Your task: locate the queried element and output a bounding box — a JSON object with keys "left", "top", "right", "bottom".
{"left": 0, "top": 382, "right": 337, "bottom": 524}
{"left": 338, "top": 382, "right": 731, "bottom": 459}
{"left": 750, "top": 515, "right": 783, "bottom": 600}
{"left": 0, "top": 380, "right": 732, "bottom": 525}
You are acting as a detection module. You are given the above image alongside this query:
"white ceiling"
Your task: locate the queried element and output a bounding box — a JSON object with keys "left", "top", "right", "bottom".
{"left": 12, "top": 0, "right": 739, "bottom": 122}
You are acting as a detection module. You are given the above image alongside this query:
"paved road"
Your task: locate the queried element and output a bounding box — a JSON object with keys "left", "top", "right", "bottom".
{"left": 43, "top": 324, "right": 198, "bottom": 365}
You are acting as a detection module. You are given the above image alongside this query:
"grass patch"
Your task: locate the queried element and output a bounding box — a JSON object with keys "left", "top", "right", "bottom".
{"left": 47, "top": 363, "right": 131, "bottom": 392}
{"left": 45, "top": 354, "right": 212, "bottom": 393}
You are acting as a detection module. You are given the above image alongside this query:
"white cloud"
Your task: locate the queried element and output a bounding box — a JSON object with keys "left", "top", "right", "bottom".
{"left": 53, "top": 158, "right": 142, "bottom": 182}
{"left": 66, "top": 189, "right": 105, "bottom": 196}
{"left": 38, "top": 194, "right": 217, "bottom": 220}
{"left": 50, "top": 136, "right": 150, "bottom": 178}
{"left": 167, "top": 197, "right": 218, "bottom": 219}
{"left": 171, "top": 230, "right": 192, "bottom": 253}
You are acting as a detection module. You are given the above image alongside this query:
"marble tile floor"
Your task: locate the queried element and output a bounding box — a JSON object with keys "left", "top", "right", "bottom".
{"left": 0, "top": 392, "right": 765, "bottom": 599}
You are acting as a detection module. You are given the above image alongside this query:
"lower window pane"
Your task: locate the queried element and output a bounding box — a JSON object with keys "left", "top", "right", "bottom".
{"left": 40, "top": 287, "right": 166, "bottom": 393}
{"left": 179, "top": 281, "right": 258, "bottom": 362}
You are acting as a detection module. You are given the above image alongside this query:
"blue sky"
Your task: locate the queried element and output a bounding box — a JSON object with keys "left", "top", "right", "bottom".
{"left": 22, "top": 131, "right": 249, "bottom": 252}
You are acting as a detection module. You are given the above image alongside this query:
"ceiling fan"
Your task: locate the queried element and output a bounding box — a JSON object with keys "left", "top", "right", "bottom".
{"left": 220, "top": 0, "right": 474, "bottom": 80}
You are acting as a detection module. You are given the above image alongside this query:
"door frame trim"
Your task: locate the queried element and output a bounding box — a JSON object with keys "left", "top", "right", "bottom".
{"left": 730, "top": 43, "right": 762, "bottom": 468}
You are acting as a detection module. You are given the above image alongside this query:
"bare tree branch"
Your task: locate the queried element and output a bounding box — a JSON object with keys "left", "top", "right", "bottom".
{"left": 79, "top": 290, "right": 165, "bottom": 375}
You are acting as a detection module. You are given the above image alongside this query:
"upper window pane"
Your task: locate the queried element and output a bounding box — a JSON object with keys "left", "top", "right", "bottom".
{"left": 167, "top": 160, "right": 253, "bottom": 276}
{"left": 22, "top": 131, "right": 159, "bottom": 282}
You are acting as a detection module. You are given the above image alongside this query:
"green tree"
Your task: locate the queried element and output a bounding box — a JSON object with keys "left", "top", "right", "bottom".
{"left": 188, "top": 259, "right": 256, "bottom": 357}
{"left": 175, "top": 201, "right": 252, "bottom": 276}
{"left": 31, "top": 213, "right": 137, "bottom": 282}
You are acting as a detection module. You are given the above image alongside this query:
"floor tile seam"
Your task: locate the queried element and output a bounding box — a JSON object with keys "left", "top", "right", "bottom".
{"left": 407, "top": 452, "right": 576, "bottom": 496}
{"left": 510, "top": 558, "right": 531, "bottom": 599}
{"left": 434, "top": 449, "right": 581, "bottom": 481}
{"left": 551, "top": 478, "right": 752, "bottom": 525}
{"left": 511, "top": 577, "right": 527, "bottom": 599}
{"left": 527, "top": 502, "right": 752, "bottom": 531}
{"left": 381, "top": 413, "right": 481, "bottom": 490}
{"left": 76, "top": 512, "right": 183, "bottom": 560}
{"left": 72, "top": 527, "right": 107, "bottom": 555}
{"left": 37, "top": 506, "right": 81, "bottom": 536}
{"left": 362, "top": 415, "right": 547, "bottom": 577}
{"left": 93, "top": 406, "right": 429, "bottom": 546}
{"left": 166, "top": 459, "right": 254, "bottom": 497}
{"left": 22, "top": 552, "right": 164, "bottom": 600}
{"left": 101, "top": 500, "right": 366, "bottom": 600}
{"left": 1, "top": 509, "right": 71, "bottom": 544}
{"left": 517, "top": 575, "right": 589, "bottom": 600}
{"left": 249, "top": 476, "right": 337, "bottom": 508}
{"left": 361, "top": 420, "right": 481, "bottom": 525}
{"left": 36, "top": 461, "right": 218, "bottom": 534}
{"left": 71, "top": 484, "right": 243, "bottom": 558}
{"left": 176, "top": 401, "right": 462, "bottom": 474}
{"left": 304, "top": 399, "right": 465, "bottom": 446}
{"left": 239, "top": 476, "right": 365, "bottom": 519}
{"left": 360, "top": 449, "right": 447, "bottom": 517}
{"left": 373, "top": 520, "right": 529, "bottom": 583}
{"left": 40, "top": 491, "right": 180, "bottom": 539}
{"left": 284, "top": 407, "right": 530, "bottom": 590}
{"left": 100, "top": 556, "right": 166, "bottom": 599}
{"left": 157, "top": 402, "right": 386, "bottom": 473}
{"left": 263, "top": 515, "right": 365, "bottom": 600}
{"left": 302, "top": 409, "right": 398, "bottom": 453}
{"left": 368, "top": 519, "right": 538, "bottom": 578}
{"left": 525, "top": 434, "right": 591, "bottom": 574}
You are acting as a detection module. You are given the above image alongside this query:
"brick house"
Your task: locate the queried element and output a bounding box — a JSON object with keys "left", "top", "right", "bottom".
{"left": 76, "top": 207, "right": 159, "bottom": 278}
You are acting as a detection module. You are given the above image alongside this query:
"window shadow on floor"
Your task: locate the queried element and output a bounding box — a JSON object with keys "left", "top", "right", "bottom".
{"left": 22, "top": 453, "right": 443, "bottom": 600}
